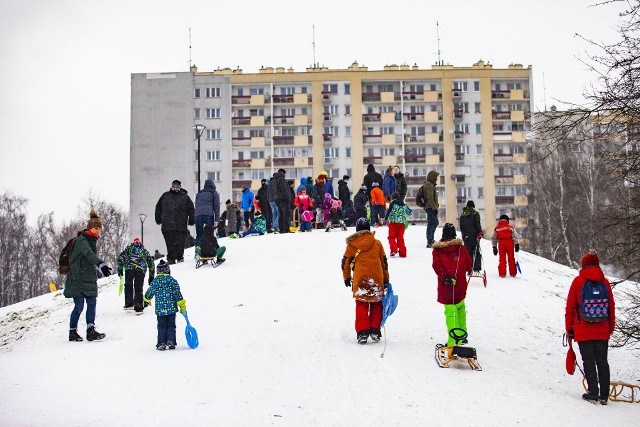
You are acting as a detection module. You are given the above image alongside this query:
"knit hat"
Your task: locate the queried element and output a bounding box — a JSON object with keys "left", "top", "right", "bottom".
{"left": 225, "top": 199, "right": 231, "bottom": 204}
{"left": 87, "top": 210, "right": 102, "bottom": 229}
{"left": 343, "top": 175, "right": 349, "bottom": 180}
{"left": 261, "top": 178, "right": 267, "bottom": 183}
{"left": 372, "top": 182, "right": 379, "bottom": 187}
{"left": 441, "top": 223, "right": 457, "bottom": 240}
{"left": 317, "top": 174, "right": 325, "bottom": 181}
{"left": 356, "top": 218, "right": 371, "bottom": 231}
{"left": 499, "top": 214, "right": 510, "bottom": 222}
{"left": 278, "top": 168, "right": 286, "bottom": 175}
{"left": 391, "top": 192, "right": 400, "bottom": 200}
{"left": 581, "top": 249, "right": 600, "bottom": 268}
{"left": 157, "top": 260, "right": 171, "bottom": 275}
{"left": 360, "top": 185, "right": 367, "bottom": 190}
{"left": 133, "top": 237, "right": 140, "bottom": 243}
{"left": 171, "top": 179, "right": 181, "bottom": 186}
{"left": 467, "top": 200, "right": 475, "bottom": 208}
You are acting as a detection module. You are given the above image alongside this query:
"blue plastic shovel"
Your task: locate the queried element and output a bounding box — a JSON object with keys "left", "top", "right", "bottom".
{"left": 181, "top": 312, "right": 199, "bottom": 349}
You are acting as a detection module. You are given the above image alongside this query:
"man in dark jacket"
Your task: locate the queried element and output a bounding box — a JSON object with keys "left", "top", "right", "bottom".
{"left": 273, "top": 169, "right": 293, "bottom": 233}
{"left": 155, "top": 179, "right": 195, "bottom": 264}
{"left": 393, "top": 166, "right": 407, "bottom": 199}
{"left": 255, "top": 178, "right": 272, "bottom": 232}
{"left": 194, "top": 179, "right": 220, "bottom": 248}
{"left": 267, "top": 173, "right": 279, "bottom": 232}
{"left": 338, "top": 175, "right": 351, "bottom": 205}
{"left": 382, "top": 167, "right": 397, "bottom": 203}
{"left": 353, "top": 185, "right": 369, "bottom": 222}
{"left": 422, "top": 170, "right": 440, "bottom": 248}
{"left": 459, "top": 200, "right": 483, "bottom": 272}
{"left": 363, "top": 164, "right": 383, "bottom": 194}
{"left": 312, "top": 175, "right": 326, "bottom": 228}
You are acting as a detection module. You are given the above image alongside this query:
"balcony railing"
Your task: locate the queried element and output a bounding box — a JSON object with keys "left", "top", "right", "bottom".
{"left": 273, "top": 115, "right": 294, "bottom": 124}
{"left": 405, "top": 155, "right": 426, "bottom": 163}
{"left": 363, "top": 113, "right": 381, "bottom": 122}
{"left": 491, "top": 90, "right": 510, "bottom": 99}
{"left": 495, "top": 175, "right": 514, "bottom": 184}
{"left": 494, "top": 153, "right": 513, "bottom": 163}
{"left": 363, "top": 156, "right": 382, "bottom": 164}
{"left": 492, "top": 111, "right": 511, "bottom": 120}
{"left": 273, "top": 157, "right": 294, "bottom": 166}
{"left": 232, "top": 159, "right": 251, "bottom": 168}
{"left": 323, "top": 134, "right": 333, "bottom": 143}
{"left": 455, "top": 153, "right": 465, "bottom": 161}
{"left": 272, "top": 94, "right": 294, "bottom": 103}
{"left": 452, "top": 89, "right": 463, "bottom": 98}
{"left": 322, "top": 91, "right": 332, "bottom": 103}
{"left": 231, "top": 95, "right": 251, "bottom": 105}
{"left": 457, "top": 196, "right": 467, "bottom": 204}
{"left": 403, "top": 112, "right": 425, "bottom": 121}
{"left": 363, "top": 134, "right": 382, "bottom": 143}
{"left": 362, "top": 92, "right": 381, "bottom": 102}
{"left": 232, "top": 180, "right": 252, "bottom": 188}
{"left": 495, "top": 196, "right": 515, "bottom": 205}
{"left": 272, "top": 135, "right": 294, "bottom": 145}
{"left": 406, "top": 175, "right": 428, "bottom": 184}
{"left": 402, "top": 91, "right": 425, "bottom": 101}
{"left": 405, "top": 134, "right": 426, "bottom": 143}
{"left": 232, "top": 117, "right": 251, "bottom": 125}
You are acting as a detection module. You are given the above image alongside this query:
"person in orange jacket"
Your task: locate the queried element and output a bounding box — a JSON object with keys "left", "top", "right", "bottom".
{"left": 490, "top": 214, "right": 520, "bottom": 277}
{"left": 369, "top": 182, "right": 386, "bottom": 226}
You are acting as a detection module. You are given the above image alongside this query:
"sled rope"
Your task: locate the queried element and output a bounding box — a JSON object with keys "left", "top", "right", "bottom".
{"left": 380, "top": 326, "right": 388, "bottom": 358}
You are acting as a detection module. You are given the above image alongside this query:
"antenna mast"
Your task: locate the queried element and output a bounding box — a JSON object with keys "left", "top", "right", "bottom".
{"left": 189, "top": 27, "right": 192, "bottom": 69}
{"left": 436, "top": 21, "right": 442, "bottom": 65}
{"left": 312, "top": 24, "right": 317, "bottom": 68}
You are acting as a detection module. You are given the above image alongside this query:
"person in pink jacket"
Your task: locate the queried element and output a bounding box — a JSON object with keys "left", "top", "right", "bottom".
{"left": 565, "top": 249, "right": 616, "bottom": 405}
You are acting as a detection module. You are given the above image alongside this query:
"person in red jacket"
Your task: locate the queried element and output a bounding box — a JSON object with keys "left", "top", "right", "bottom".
{"left": 432, "top": 223, "right": 472, "bottom": 346}
{"left": 491, "top": 214, "right": 520, "bottom": 277}
{"left": 565, "top": 249, "right": 616, "bottom": 405}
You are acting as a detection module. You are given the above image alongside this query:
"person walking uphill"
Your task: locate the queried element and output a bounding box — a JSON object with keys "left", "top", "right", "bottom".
{"left": 491, "top": 214, "right": 519, "bottom": 277}
{"left": 422, "top": 170, "right": 440, "bottom": 248}
{"left": 273, "top": 168, "right": 293, "bottom": 233}
{"left": 432, "top": 223, "right": 472, "bottom": 346}
{"left": 341, "top": 218, "right": 390, "bottom": 345}
{"left": 459, "top": 200, "right": 483, "bottom": 273}
{"left": 117, "top": 237, "right": 155, "bottom": 313}
{"left": 155, "top": 180, "right": 195, "bottom": 264}
{"left": 194, "top": 179, "right": 220, "bottom": 249}
{"left": 565, "top": 249, "right": 616, "bottom": 405}
{"left": 65, "top": 211, "right": 113, "bottom": 342}
{"left": 385, "top": 192, "right": 412, "bottom": 257}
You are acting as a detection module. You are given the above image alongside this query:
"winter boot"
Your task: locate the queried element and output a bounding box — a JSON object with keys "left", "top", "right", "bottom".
{"left": 582, "top": 393, "right": 599, "bottom": 404}
{"left": 325, "top": 224, "right": 331, "bottom": 232}
{"left": 370, "top": 328, "right": 381, "bottom": 342}
{"left": 69, "top": 329, "right": 83, "bottom": 342}
{"left": 123, "top": 305, "right": 134, "bottom": 311}
{"left": 340, "top": 220, "right": 347, "bottom": 231}
{"left": 195, "top": 246, "right": 202, "bottom": 258}
{"left": 168, "top": 258, "right": 176, "bottom": 265}
{"left": 357, "top": 330, "right": 369, "bottom": 345}
{"left": 156, "top": 343, "right": 167, "bottom": 351}
{"left": 86, "top": 326, "right": 106, "bottom": 341}
{"left": 216, "top": 258, "right": 226, "bottom": 265}
{"left": 167, "top": 341, "right": 176, "bottom": 350}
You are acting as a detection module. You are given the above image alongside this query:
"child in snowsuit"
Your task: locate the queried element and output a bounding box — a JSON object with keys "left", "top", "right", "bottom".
{"left": 369, "top": 182, "right": 386, "bottom": 226}
{"left": 144, "top": 260, "right": 187, "bottom": 351}
{"left": 353, "top": 185, "right": 369, "bottom": 222}
{"left": 341, "top": 218, "right": 390, "bottom": 344}
{"left": 342, "top": 199, "right": 357, "bottom": 227}
{"left": 294, "top": 187, "right": 314, "bottom": 232}
{"left": 200, "top": 223, "right": 226, "bottom": 264}
{"left": 325, "top": 199, "right": 347, "bottom": 232}
{"left": 459, "top": 200, "right": 483, "bottom": 273}
{"left": 239, "top": 211, "right": 267, "bottom": 237}
{"left": 565, "top": 249, "right": 616, "bottom": 405}
{"left": 385, "top": 192, "right": 412, "bottom": 257}
{"left": 491, "top": 214, "right": 520, "bottom": 277}
{"left": 432, "top": 223, "right": 472, "bottom": 346}
{"left": 117, "top": 237, "right": 155, "bottom": 313}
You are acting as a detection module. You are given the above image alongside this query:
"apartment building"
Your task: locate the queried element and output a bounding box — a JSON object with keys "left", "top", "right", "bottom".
{"left": 130, "top": 60, "right": 532, "bottom": 253}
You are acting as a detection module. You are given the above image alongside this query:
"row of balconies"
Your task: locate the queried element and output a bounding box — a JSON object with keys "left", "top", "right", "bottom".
{"left": 363, "top": 91, "right": 441, "bottom": 103}
{"left": 362, "top": 111, "right": 442, "bottom": 123}
{"left": 231, "top": 157, "right": 313, "bottom": 169}
{"left": 231, "top": 93, "right": 313, "bottom": 105}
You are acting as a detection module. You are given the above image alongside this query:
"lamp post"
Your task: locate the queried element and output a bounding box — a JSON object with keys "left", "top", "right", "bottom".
{"left": 192, "top": 124, "right": 207, "bottom": 191}
{"left": 138, "top": 213, "right": 147, "bottom": 244}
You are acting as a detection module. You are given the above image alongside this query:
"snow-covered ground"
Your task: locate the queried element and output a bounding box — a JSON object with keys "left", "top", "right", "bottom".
{"left": 0, "top": 225, "right": 638, "bottom": 426}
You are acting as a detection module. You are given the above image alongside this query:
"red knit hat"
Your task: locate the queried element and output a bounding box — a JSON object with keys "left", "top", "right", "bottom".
{"left": 581, "top": 249, "right": 600, "bottom": 268}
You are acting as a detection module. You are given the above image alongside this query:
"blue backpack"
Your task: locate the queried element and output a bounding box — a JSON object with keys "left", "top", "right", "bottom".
{"left": 579, "top": 280, "right": 609, "bottom": 322}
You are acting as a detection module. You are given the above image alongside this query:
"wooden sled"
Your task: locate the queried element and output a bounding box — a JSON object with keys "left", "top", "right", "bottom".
{"left": 434, "top": 328, "right": 482, "bottom": 371}
{"left": 195, "top": 257, "right": 223, "bottom": 269}
{"left": 468, "top": 270, "right": 487, "bottom": 287}
{"left": 583, "top": 378, "right": 640, "bottom": 403}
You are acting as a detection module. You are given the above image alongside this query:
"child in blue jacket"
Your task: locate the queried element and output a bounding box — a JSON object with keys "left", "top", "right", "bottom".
{"left": 144, "top": 260, "right": 187, "bottom": 350}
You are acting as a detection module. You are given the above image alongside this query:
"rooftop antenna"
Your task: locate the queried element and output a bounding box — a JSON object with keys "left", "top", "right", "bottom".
{"left": 543, "top": 71, "right": 548, "bottom": 112}
{"left": 189, "top": 27, "right": 192, "bottom": 69}
{"left": 436, "top": 21, "right": 442, "bottom": 65}
{"left": 312, "top": 24, "right": 317, "bottom": 68}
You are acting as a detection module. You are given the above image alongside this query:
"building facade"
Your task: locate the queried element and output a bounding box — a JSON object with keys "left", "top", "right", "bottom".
{"left": 130, "top": 61, "right": 532, "bottom": 253}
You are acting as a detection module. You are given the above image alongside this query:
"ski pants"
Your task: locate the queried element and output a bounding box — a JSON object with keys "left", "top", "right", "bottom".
{"left": 370, "top": 205, "right": 385, "bottom": 225}
{"left": 444, "top": 299, "right": 467, "bottom": 346}
{"left": 194, "top": 215, "right": 214, "bottom": 247}
{"left": 162, "top": 230, "right": 187, "bottom": 262}
{"left": 578, "top": 340, "right": 610, "bottom": 399}
{"left": 425, "top": 208, "right": 438, "bottom": 245}
{"left": 70, "top": 293, "right": 97, "bottom": 330}
{"left": 387, "top": 222, "right": 407, "bottom": 257}
{"left": 270, "top": 202, "right": 279, "bottom": 232}
{"left": 277, "top": 201, "right": 291, "bottom": 233}
{"left": 156, "top": 313, "right": 177, "bottom": 346}
{"left": 463, "top": 237, "right": 482, "bottom": 271}
{"left": 300, "top": 220, "right": 312, "bottom": 231}
{"left": 355, "top": 300, "right": 383, "bottom": 333}
{"left": 497, "top": 239, "right": 516, "bottom": 277}
{"left": 124, "top": 269, "right": 146, "bottom": 312}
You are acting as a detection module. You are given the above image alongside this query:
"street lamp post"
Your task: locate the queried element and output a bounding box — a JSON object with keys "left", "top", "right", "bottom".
{"left": 192, "top": 124, "right": 207, "bottom": 192}
{"left": 138, "top": 213, "right": 147, "bottom": 244}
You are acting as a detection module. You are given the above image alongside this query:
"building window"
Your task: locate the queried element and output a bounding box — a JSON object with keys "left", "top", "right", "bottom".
{"left": 344, "top": 83, "right": 350, "bottom": 94}
{"left": 474, "top": 81, "right": 480, "bottom": 92}
{"left": 325, "top": 147, "right": 340, "bottom": 158}
{"left": 207, "top": 171, "right": 221, "bottom": 182}
{"left": 477, "top": 166, "right": 484, "bottom": 177}
{"left": 250, "top": 151, "right": 265, "bottom": 159}
{"left": 194, "top": 108, "right": 201, "bottom": 119}
{"left": 206, "top": 129, "right": 220, "bottom": 140}
{"left": 206, "top": 108, "right": 221, "bottom": 119}
{"left": 206, "top": 87, "right": 221, "bottom": 98}
{"left": 345, "top": 105, "right": 351, "bottom": 115}
{"left": 206, "top": 150, "right": 221, "bottom": 161}
{"left": 330, "top": 105, "right": 339, "bottom": 115}
{"left": 474, "top": 102, "right": 481, "bottom": 113}
{"left": 346, "top": 147, "right": 352, "bottom": 158}
{"left": 323, "top": 84, "right": 338, "bottom": 94}
{"left": 345, "top": 126, "right": 351, "bottom": 137}
{"left": 476, "top": 123, "right": 482, "bottom": 134}
{"left": 453, "top": 81, "right": 468, "bottom": 91}
{"left": 476, "top": 145, "right": 483, "bottom": 155}
{"left": 194, "top": 88, "right": 201, "bottom": 98}
{"left": 478, "top": 187, "right": 484, "bottom": 198}
{"left": 430, "top": 83, "right": 437, "bottom": 91}
{"left": 249, "top": 88, "right": 264, "bottom": 95}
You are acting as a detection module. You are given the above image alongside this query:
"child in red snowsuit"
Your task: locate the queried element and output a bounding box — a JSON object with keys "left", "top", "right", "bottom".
{"left": 490, "top": 214, "right": 520, "bottom": 277}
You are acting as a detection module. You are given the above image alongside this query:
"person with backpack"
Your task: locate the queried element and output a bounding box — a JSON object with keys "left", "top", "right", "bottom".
{"left": 385, "top": 192, "right": 413, "bottom": 257}
{"left": 363, "top": 164, "right": 383, "bottom": 194}
{"left": 143, "top": 260, "right": 187, "bottom": 351}
{"left": 490, "top": 214, "right": 520, "bottom": 277}
{"left": 421, "top": 170, "right": 440, "bottom": 248}
{"left": 341, "top": 218, "right": 390, "bottom": 344}
{"left": 116, "top": 237, "right": 155, "bottom": 313}
{"left": 565, "top": 249, "right": 616, "bottom": 405}
{"left": 154, "top": 179, "right": 195, "bottom": 264}
{"left": 353, "top": 185, "right": 369, "bottom": 222}
{"left": 64, "top": 210, "right": 113, "bottom": 342}
{"left": 432, "top": 223, "right": 473, "bottom": 346}
{"left": 459, "top": 200, "right": 483, "bottom": 273}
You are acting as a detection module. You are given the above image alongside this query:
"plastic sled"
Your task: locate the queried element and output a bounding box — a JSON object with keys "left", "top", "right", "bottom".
{"left": 181, "top": 312, "right": 199, "bottom": 349}
{"left": 380, "top": 282, "right": 398, "bottom": 328}
{"left": 434, "top": 328, "right": 482, "bottom": 371}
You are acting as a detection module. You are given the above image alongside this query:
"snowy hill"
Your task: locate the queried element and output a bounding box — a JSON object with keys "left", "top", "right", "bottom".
{"left": 0, "top": 225, "right": 638, "bottom": 426}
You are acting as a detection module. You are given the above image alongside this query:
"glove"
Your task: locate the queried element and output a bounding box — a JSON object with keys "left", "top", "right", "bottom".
{"left": 567, "top": 329, "right": 574, "bottom": 340}
{"left": 476, "top": 232, "right": 483, "bottom": 239}
{"left": 493, "top": 247, "right": 498, "bottom": 256}
{"left": 143, "top": 297, "right": 151, "bottom": 308}
{"left": 148, "top": 276, "right": 154, "bottom": 286}
{"left": 177, "top": 299, "right": 187, "bottom": 314}
{"left": 99, "top": 263, "right": 112, "bottom": 277}
{"left": 117, "top": 270, "right": 123, "bottom": 277}
{"left": 344, "top": 278, "right": 352, "bottom": 288}
{"left": 515, "top": 244, "right": 520, "bottom": 252}
{"left": 384, "top": 279, "right": 390, "bottom": 286}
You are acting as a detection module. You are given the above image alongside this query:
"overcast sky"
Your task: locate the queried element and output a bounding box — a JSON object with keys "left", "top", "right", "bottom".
{"left": 0, "top": 0, "right": 624, "bottom": 223}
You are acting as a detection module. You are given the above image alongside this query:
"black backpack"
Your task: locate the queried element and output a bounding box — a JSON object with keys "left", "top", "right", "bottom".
{"left": 415, "top": 184, "right": 426, "bottom": 208}
{"left": 459, "top": 214, "right": 477, "bottom": 238}
{"left": 59, "top": 232, "right": 81, "bottom": 275}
